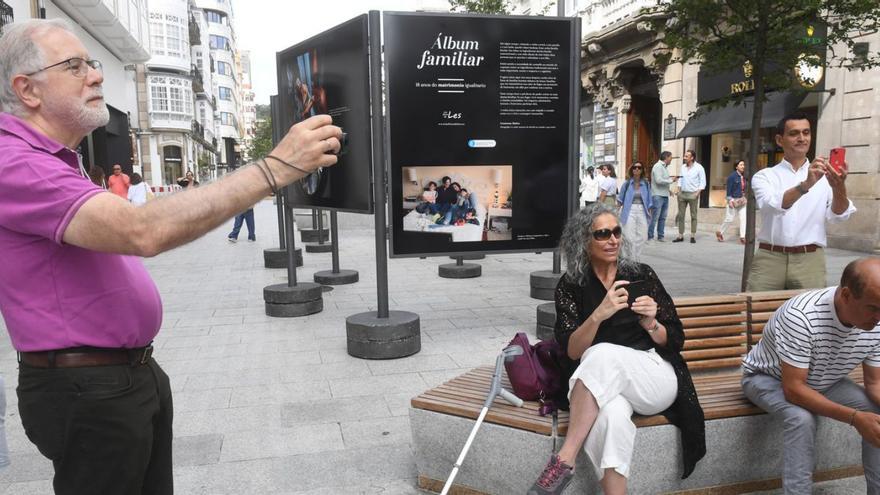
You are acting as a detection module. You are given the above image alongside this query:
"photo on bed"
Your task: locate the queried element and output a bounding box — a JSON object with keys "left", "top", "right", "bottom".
{"left": 401, "top": 165, "right": 513, "bottom": 242}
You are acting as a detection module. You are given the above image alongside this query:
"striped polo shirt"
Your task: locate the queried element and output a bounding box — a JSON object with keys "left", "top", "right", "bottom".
{"left": 743, "top": 287, "right": 880, "bottom": 391}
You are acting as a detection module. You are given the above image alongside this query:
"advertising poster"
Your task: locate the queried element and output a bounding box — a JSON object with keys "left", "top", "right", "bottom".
{"left": 276, "top": 14, "right": 373, "bottom": 213}
{"left": 384, "top": 12, "right": 577, "bottom": 257}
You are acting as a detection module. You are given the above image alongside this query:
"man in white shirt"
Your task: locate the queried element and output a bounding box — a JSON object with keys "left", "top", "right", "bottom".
{"left": 747, "top": 112, "right": 855, "bottom": 291}
{"left": 672, "top": 150, "right": 706, "bottom": 244}
{"left": 742, "top": 258, "right": 880, "bottom": 495}
{"left": 579, "top": 166, "right": 599, "bottom": 208}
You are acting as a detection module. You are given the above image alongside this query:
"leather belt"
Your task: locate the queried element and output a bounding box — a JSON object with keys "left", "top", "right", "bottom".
{"left": 758, "top": 243, "right": 819, "bottom": 254}
{"left": 18, "top": 345, "right": 154, "bottom": 369}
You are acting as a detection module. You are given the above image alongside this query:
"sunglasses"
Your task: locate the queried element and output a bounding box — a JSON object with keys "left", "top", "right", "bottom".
{"left": 593, "top": 226, "right": 623, "bottom": 241}
{"left": 631, "top": 166, "right": 642, "bottom": 170}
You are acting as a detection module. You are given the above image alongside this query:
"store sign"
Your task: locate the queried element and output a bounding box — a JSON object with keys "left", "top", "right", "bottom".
{"left": 663, "top": 115, "right": 677, "bottom": 140}
{"left": 697, "top": 24, "right": 826, "bottom": 105}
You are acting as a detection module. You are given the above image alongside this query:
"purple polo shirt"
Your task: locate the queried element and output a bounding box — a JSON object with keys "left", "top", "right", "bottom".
{"left": 0, "top": 113, "right": 162, "bottom": 352}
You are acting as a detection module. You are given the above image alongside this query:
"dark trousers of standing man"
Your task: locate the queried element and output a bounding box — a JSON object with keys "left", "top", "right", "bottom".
{"left": 17, "top": 355, "right": 173, "bottom": 495}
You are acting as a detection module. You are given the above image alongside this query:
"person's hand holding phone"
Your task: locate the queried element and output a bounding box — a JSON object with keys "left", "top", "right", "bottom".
{"left": 592, "top": 281, "right": 630, "bottom": 323}
{"left": 627, "top": 280, "right": 658, "bottom": 324}
{"left": 826, "top": 147, "right": 848, "bottom": 190}
{"left": 804, "top": 157, "right": 827, "bottom": 189}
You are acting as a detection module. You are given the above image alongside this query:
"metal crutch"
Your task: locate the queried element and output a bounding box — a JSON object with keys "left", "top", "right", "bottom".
{"left": 440, "top": 345, "right": 525, "bottom": 495}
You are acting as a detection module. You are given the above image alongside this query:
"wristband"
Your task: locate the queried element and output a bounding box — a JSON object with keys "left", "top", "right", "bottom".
{"left": 850, "top": 409, "right": 859, "bottom": 426}
{"left": 795, "top": 182, "right": 809, "bottom": 195}
{"left": 645, "top": 320, "right": 660, "bottom": 334}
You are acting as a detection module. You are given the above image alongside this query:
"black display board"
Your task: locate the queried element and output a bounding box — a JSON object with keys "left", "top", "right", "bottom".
{"left": 276, "top": 14, "right": 373, "bottom": 213}
{"left": 384, "top": 12, "right": 578, "bottom": 257}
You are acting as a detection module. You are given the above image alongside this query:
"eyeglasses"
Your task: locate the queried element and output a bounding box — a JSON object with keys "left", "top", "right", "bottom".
{"left": 593, "top": 226, "right": 623, "bottom": 241}
{"left": 25, "top": 57, "right": 103, "bottom": 78}
{"left": 631, "top": 166, "right": 642, "bottom": 170}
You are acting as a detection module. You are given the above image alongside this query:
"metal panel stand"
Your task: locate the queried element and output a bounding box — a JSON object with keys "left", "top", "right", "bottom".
{"left": 346, "top": 11, "right": 419, "bottom": 359}
{"left": 314, "top": 210, "right": 359, "bottom": 285}
{"left": 264, "top": 190, "right": 302, "bottom": 268}
{"left": 264, "top": 189, "right": 322, "bottom": 317}
{"left": 438, "top": 256, "right": 481, "bottom": 278}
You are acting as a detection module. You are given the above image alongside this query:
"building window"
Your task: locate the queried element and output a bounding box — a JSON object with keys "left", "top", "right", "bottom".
{"left": 1, "top": 1, "right": 14, "bottom": 31}
{"left": 209, "top": 34, "right": 230, "bottom": 51}
{"left": 217, "top": 61, "right": 232, "bottom": 76}
{"left": 150, "top": 20, "right": 164, "bottom": 55}
{"left": 165, "top": 23, "right": 184, "bottom": 58}
{"left": 205, "top": 10, "right": 226, "bottom": 25}
{"left": 151, "top": 84, "right": 168, "bottom": 111}
{"left": 220, "top": 112, "right": 234, "bottom": 126}
{"left": 218, "top": 86, "right": 232, "bottom": 101}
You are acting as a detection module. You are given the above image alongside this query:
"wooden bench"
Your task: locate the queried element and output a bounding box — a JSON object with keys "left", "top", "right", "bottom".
{"left": 410, "top": 291, "right": 865, "bottom": 494}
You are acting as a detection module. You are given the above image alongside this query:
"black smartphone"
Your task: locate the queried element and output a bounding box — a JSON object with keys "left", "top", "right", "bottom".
{"left": 625, "top": 280, "right": 652, "bottom": 304}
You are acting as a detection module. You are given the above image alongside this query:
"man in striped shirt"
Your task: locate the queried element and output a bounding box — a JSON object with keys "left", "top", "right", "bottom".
{"left": 742, "top": 258, "right": 880, "bottom": 494}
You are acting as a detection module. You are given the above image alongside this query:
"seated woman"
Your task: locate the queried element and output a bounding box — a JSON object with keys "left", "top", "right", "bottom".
{"left": 529, "top": 204, "right": 705, "bottom": 495}
{"left": 415, "top": 181, "right": 439, "bottom": 214}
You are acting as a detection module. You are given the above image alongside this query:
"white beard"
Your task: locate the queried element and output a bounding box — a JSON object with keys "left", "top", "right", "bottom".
{"left": 43, "top": 91, "right": 110, "bottom": 135}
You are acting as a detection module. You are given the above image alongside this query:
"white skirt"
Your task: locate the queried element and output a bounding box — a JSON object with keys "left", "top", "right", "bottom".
{"left": 568, "top": 342, "right": 677, "bottom": 479}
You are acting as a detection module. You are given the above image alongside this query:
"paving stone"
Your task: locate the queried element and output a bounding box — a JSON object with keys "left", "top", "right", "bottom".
{"left": 340, "top": 416, "right": 412, "bottom": 449}
{"left": 173, "top": 434, "right": 223, "bottom": 466}
{"left": 220, "top": 424, "right": 344, "bottom": 462}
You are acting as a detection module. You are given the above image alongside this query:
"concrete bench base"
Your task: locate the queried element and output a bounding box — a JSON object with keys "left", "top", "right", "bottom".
{"left": 410, "top": 408, "right": 863, "bottom": 494}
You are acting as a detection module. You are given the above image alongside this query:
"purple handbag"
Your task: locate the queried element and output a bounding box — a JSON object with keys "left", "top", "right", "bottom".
{"left": 503, "top": 332, "right": 563, "bottom": 416}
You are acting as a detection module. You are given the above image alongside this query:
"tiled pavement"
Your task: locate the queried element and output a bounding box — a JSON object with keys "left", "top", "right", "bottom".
{"left": 0, "top": 200, "right": 869, "bottom": 494}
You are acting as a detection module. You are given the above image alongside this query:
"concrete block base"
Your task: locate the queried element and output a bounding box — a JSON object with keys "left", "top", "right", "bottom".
{"left": 263, "top": 248, "right": 303, "bottom": 269}
{"left": 529, "top": 287, "right": 555, "bottom": 300}
{"left": 529, "top": 270, "right": 562, "bottom": 301}
{"left": 536, "top": 324, "right": 554, "bottom": 341}
{"left": 300, "top": 229, "right": 329, "bottom": 243}
{"left": 263, "top": 282, "right": 323, "bottom": 317}
{"left": 346, "top": 311, "right": 421, "bottom": 359}
{"left": 439, "top": 263, "right": 482, "bottom": 278}
{"left": 314, "top": 269, "right": 359, "bottom": 285}
{"left": 410, "top": 407, "right": 863, "bottom": 495}
{"left": 304, "top": 242, "right": 333, "bottom": 253}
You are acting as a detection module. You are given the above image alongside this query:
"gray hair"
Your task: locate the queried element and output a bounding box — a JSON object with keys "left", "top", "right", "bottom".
{"left": 0, "top": 19, "right": 74, "bottom": 116}
{"left": 560, "top": 204, "right": 640, "bottom": 286}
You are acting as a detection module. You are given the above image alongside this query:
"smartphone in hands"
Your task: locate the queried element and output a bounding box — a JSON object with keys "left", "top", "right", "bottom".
{"left": 829, "top": 147, "right": 846, "bottom": 174}
{"left": 625, "top": 280, "right": 652, "bottom": 305}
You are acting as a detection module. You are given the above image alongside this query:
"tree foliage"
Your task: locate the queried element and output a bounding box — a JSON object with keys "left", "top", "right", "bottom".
{"left": 448, "top": 0, "right": 512, "bottom": 14}
{"left": 651, "top": 0, "right": 880, "bottom": 289}
{"left": 246, "top": 117, "right": 274, "bottom": 161}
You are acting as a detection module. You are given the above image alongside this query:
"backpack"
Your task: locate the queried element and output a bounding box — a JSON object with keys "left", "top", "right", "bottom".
{"left": 503, "top": 332, "right": 564, "bottom": 416}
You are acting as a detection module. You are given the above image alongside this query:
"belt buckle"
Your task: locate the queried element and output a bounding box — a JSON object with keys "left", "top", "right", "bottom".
{"left": 138, "top": 345, "right": 154, "bottom": 365}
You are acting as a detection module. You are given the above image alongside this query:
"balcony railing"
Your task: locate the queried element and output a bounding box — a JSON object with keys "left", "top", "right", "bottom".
{"left": 0, "top": 1, "right": 13, "bottom": 30}
{"left": 191, "top": 64, "right": 205, "bottom": 94}
{"left": 189, "top": 13, "right": 201, "bottom": 46}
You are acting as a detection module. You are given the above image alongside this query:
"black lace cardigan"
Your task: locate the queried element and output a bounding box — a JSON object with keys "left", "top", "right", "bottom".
{"left": 553, "top": 263, "right": 706, "bottom": 479}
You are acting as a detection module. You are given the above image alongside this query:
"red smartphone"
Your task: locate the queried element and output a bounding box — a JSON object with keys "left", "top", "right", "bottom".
{"left": 829, "top": 147, "right": 846, "bottom": 173}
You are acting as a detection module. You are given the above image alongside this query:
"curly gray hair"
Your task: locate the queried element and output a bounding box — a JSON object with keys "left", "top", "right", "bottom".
{"left": 559, "top": 203, "right": 639, "bottom": 286}
{"left": 0, "top": 19, "right": 73, "bottom": 116}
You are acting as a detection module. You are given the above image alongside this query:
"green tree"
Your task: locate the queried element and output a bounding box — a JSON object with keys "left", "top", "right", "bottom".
{"left": 448, "top": 0, "right": 512, "bottom": 14}
{"left": 246, "top": 117, "right": 274, "bottom": 161}
{"left": 651, "top": 0, "right": 880, "bottom": 290}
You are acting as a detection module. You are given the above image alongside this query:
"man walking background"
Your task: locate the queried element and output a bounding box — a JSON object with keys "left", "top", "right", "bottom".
{"left": 649, "top": 151, "right": 673, "bottom": 241}
{"left": 747, "top": 112, "right": 855, "bottom": 291}
{"left": 742, "top": 257, "right": 880, "bottom": 495}
{"left": 0, "top": 19, "right": 342, "bottom": 495}
{"left": 715, "top": 159, "right": 747, "bottom": 244}
{"left": 672, "top": 150, "right": 705, "bottom": 243}
{"left": 107, "top": 163, "right": 129, "bottom": 199}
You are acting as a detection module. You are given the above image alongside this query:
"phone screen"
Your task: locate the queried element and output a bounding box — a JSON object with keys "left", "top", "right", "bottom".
{"left": 830, "top": 147, "right": 846, "bottom": 173}
{"left": 625, "top": 280, "right": 652, "bottom": 304}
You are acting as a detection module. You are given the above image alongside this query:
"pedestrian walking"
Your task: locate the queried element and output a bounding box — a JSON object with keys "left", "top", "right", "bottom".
{"left": 715, "top": 160, "right": 747, "bottom": 244}
{"left": 597, "top": 164, "right": 618, "bottom": 206}
{"left": 107, "top": 163, "right": 129, "bottom": 199}
{"left": 746, "top": 112, "right": 855, "bottom": 291}
{"left": 742, "top": 258, "right": 880, "bottom": 494}
{"left": 649, "top": 151, "right": 673, "bottom": 241}
{"left": 227, "top": 208, "right": 256, "bottom": 242}
{"left": 127, "top": 172, "right": 152, "bottom": 206}
{"left": 617, "top": 161, "right": 652, "bottom": 259}
{"left": 672, "top": 150, "right": 706, "bottom": 244}
{"left": 579, "top": 166, "right": 599, "bottom": 208}
{"left": 0, "top": 19, "right": 343, "bottom": 495}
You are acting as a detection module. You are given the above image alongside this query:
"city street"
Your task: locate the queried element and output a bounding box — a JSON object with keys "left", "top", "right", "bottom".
{"left": 0, "top": 200, "right": 869, "bottom": 494}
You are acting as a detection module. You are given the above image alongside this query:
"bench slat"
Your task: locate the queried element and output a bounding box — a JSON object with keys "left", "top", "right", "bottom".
{"left": 676, "top": 303, "right": 747, "bottom": 318}
{"left": 683, "top": 335, "right": 747, "bottom": 350}
{"left": 683, "top": 325, "right": 746, "bottom": 339}
{"left": 685, "top": 357, "right": 744, "bottom": 371}
{"left": 683, "top": 314, "right": 749, "bottom": 329}
{"left": 682, "top": 347, "right": 747, "bottom": 361}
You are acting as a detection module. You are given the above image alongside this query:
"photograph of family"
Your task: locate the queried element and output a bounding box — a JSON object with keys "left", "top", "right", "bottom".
{"left": 401, "top": 165, "right": 513, "bottom": 242}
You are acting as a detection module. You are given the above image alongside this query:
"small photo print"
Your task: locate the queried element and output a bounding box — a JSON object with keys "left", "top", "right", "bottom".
{"left": 401, "top": 165, "right": 513, "bottom": 242}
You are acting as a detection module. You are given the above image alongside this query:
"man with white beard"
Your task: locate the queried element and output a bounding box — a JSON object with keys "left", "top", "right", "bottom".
{"left": 0, "top": 19, "right": 342, "bottom": 495}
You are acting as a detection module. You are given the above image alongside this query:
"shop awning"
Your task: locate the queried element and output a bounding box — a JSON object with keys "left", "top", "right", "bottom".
{"left": 677, "top": 92, "right": 807, "bottom": 138}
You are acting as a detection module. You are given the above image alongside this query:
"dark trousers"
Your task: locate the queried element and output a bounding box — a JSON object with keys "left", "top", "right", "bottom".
{"left": 229, "top": 209, "right": 255, "bottom": 240}
{"left": 17, "top": 359, "right": 173, "bottom": 495}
